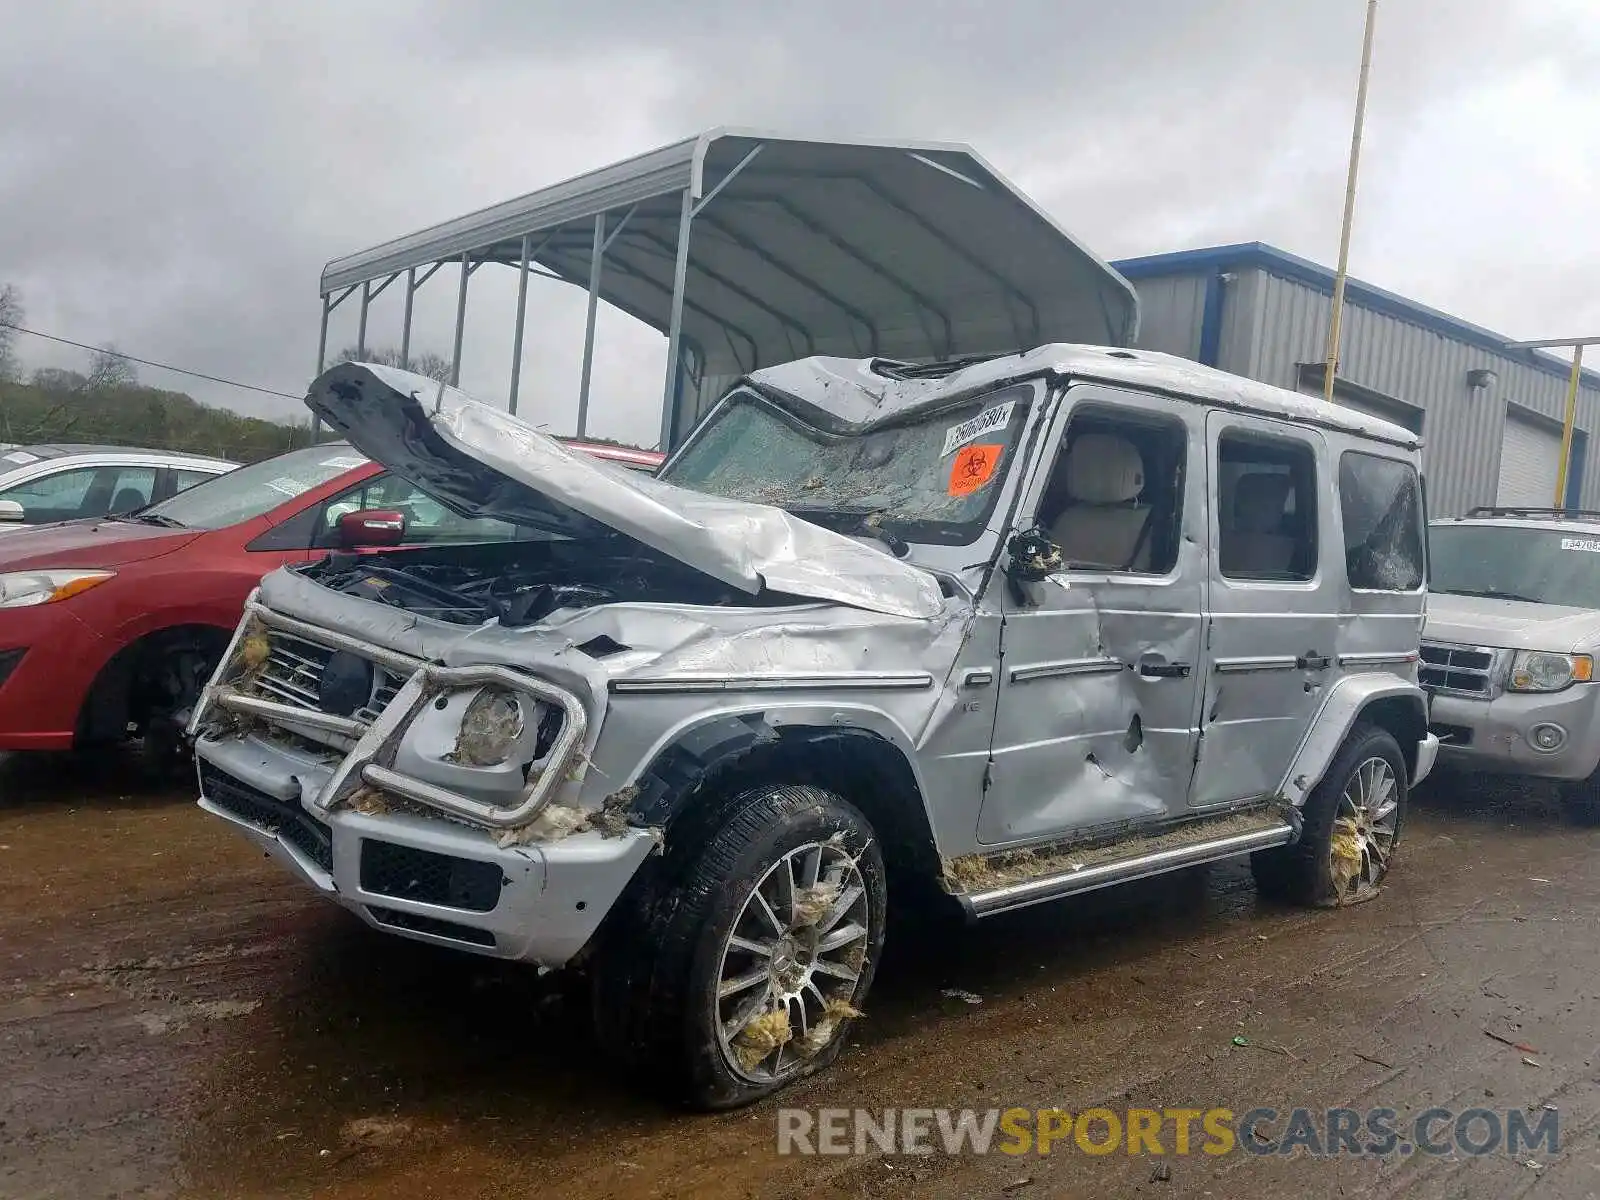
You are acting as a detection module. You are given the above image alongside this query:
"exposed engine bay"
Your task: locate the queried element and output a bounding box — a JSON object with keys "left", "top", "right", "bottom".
{"left": 298, "top": 535, "right": 791, "bottom": 627}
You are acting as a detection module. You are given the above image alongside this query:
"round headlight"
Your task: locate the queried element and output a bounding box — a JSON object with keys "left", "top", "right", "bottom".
{"left": 453, "top": 686, "right": 525, "bottom": 766}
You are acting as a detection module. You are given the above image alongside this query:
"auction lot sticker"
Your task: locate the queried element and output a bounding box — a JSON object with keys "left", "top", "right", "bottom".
{"left": 942, "top": 401, "right": 1015, "bottom": 457}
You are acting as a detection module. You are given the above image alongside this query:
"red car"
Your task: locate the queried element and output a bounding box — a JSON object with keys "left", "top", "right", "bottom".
{"left": 0, "top": 438, "right": 662, "bottom": 764}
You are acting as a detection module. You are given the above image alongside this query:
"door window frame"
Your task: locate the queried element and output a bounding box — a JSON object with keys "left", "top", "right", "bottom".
{"left": 1010, "top": 383, "right": 1203, "bottom": 593}
{"left": 1208, "top": 414, "right": 1326, "bottom": 593}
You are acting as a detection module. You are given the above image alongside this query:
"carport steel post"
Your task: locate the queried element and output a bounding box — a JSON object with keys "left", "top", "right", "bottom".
{"left": 308, "top": 144, "right": 766, "bottom": 448}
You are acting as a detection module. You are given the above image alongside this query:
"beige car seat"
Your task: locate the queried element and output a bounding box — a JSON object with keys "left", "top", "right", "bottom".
{"left": 1048, "top": 433, "right": 1152, "bottom": 571}
{"left": 1220, "top": 472, "right": 1298, "bottom": 576}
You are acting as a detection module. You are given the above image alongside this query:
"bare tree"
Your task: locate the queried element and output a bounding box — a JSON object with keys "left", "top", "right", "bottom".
{"left": 0, "top": 284, "right": 23, "bottom": 382}
{"left": 332, "top": 345, "right": 453, "bottom": 383}
{"left": 31, "top": 366, "right": 86, "bottom": 391}
{"left": 86, "top": 346, "right": 138, "bottom": 390}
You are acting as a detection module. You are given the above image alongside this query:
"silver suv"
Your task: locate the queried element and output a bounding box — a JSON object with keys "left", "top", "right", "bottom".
{"left": 1424, "top": 507, "right": 1600, "bottom": 822}
{"left": 191, "top": 354, "right": 1437, "bottom": 1108}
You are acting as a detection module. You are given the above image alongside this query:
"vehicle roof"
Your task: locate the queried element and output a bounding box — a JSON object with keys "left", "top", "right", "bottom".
{"left": 1, "top": 443, "right": 238, "bottom": 467}
{"left": 745, "top": 344, "right": 1423, "bottom": 450}
{"left": 1432, "top": 511, "right": 1600, "bottom": 534}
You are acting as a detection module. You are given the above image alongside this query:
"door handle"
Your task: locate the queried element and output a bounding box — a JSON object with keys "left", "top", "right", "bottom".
{"left": 1297, "top": 652, "right": 1332, "bottom": 671}
{"left": 1138, "top": 658, "right": 1192, "bottom": 679}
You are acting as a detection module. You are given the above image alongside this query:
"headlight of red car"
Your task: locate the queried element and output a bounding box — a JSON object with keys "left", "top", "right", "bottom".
{"left": 0, "top": 570, "right": 117, "bottom": 608}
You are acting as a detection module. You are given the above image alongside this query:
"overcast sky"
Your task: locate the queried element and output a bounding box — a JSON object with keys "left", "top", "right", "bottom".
{"left": 2, "top": 0, "right": 1597, "bottom": 444}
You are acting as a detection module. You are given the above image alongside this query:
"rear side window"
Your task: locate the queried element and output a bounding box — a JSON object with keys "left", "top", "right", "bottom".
{"left": 1339, "top": 451, "right": 1424, "bottom": 591}
{"left": 172, "top": 468, "right": 218, "bottom": 492}
{"left": 1217, "top": 433, "right": 1318, "bottom": 581}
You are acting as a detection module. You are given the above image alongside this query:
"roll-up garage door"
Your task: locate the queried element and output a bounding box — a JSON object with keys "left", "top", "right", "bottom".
{"left": 1496, "top": 409, "right": 1564, "bottom": 507}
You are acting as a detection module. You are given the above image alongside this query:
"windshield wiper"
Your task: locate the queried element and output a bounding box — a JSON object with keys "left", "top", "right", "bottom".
{"left": 127, "top": 512, "right": 186, "bottom": 529}
{"left": 851, "top": 521, "right": 909, "bottom": 558}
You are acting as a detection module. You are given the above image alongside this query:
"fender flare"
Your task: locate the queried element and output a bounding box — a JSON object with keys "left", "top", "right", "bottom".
{"left": 1276, "top": 675, "right": 1429, "bottom": 812}
{"left": 624, "top": 702, "right": 931, "bottom": 831}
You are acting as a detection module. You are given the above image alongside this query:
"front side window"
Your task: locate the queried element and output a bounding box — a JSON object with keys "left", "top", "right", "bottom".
{"left": 1429, "top": 524, "right": 1600, "bottom": 608}
{"left": 1217, "top": 432, "right": 1319, "bottom": 581}
{"left": 1339, "top": 451, "right": 1423, "bottom": 590}
{"left": 1037, "top": 405, "right": 1187, "bottom": 574}
{"left": 661, "top": 385, "right": 1032, "bottom": 545}
{"left": 0, "top": 467, "right": 99, "bottom": 516}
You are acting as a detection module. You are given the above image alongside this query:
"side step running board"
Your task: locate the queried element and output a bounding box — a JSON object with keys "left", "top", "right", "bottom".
{"left": 955, "top": 821, "right": 1295, "bottom": 920}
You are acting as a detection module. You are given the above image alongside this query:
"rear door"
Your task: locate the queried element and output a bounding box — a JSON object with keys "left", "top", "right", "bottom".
{"left": 1189, "top": 410, "right": 1340, "bottom": 809}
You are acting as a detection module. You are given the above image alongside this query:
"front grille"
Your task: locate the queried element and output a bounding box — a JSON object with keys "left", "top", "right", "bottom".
{"left": 1419, "top": 641, "right": 1496, "bottom": 696}
{"left": 201, "top": 761, "right": 334, "bottom": 873}
{"left": 367, "top": 905, "right": 496, "bottom": 948}
{"left": 1429, "top": 722, "right": 1474, "bottom": 746}
{"left": 360, "top": 840, "right": 504, "bottom": 913}
{"left": 246, "top": 632, "right": 404, "bottom": 726}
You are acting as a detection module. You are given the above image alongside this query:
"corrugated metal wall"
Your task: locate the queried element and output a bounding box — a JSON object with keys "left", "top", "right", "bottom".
{"left": 1129, "top": 269, "right": 1600, "bottom": 518}
{"left": 1246, "top": 270, "right": 1600, "bottom": 516}
{"left": 1127, "top": 274, "right": 1207, "bottom": 360}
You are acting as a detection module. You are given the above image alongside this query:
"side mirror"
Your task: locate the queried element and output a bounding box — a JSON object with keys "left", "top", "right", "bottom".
{"left": 0, "top": 500, "right": 24, "bottom": 523}
{"left": 337, "top": 508, "right": 406, "bottom": 548}
{"left": 1006, "top": 527, "right": 1065, "bottom": 583}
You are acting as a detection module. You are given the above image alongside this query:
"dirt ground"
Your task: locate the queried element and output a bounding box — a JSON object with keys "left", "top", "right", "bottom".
{"left": 2, "top": 752, "right": 1599, "bottom": 1200}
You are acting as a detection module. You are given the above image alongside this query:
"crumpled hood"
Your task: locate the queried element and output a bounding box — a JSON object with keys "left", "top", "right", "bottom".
{"left": 1425, "top": 591, "right": 1600, "bottom": 653}
{"left": 305, "top": 362, "right": 945, "bottom": 620}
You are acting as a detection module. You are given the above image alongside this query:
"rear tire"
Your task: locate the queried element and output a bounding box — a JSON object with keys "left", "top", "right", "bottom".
{"left": 1252, "top": 723, "right": 1407, "bottom": 907}
{"left": 590, "top": 782, "right": 886, "bottom": 1110}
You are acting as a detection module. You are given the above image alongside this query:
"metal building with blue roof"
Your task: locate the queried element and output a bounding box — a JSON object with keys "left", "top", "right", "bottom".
{"left": 1111, "top": 243, "right": 1600, "bottom": 516}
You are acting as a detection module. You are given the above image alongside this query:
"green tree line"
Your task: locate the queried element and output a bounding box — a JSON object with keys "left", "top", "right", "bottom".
{"left": 0, "top": 287, "right": 657, "bottom": 462}
{"left": 0, "top": 375, "right": 309, "bottom": 463}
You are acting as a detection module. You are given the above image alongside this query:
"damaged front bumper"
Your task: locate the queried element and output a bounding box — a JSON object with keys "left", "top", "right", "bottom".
{"left": 1428, "top": 685, "right": 1600, "bottom": 782}
{"left": 196, "top": 734, "right": 655, "bottom": 964}
{"left": 190, "top": 593, "right": 653, "bottom": 967}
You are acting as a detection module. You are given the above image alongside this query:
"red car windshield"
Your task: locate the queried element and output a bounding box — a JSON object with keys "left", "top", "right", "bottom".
{"left": 139, "top": 445, "right": 370, "bottom": 530}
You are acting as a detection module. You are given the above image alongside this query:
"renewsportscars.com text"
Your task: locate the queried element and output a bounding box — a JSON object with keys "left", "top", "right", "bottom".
{"left": 777, "top": 1106, "right": 1560, "bottom": 1159}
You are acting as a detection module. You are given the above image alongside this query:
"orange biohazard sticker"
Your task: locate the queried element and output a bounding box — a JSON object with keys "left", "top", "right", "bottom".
{"left": 948, "top": 443, "right": 1004, "bottom": 497}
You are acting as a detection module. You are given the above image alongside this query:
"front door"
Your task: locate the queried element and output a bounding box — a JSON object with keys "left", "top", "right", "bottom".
{"left": 978, "top": 385, "right": 1207, "bottom": 847}
{"left": 1189, "top": 409, "right": 1340, "bottom": 809}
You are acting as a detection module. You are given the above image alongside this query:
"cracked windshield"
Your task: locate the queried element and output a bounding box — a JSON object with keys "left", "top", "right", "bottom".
{"left": 662, "top": 385, "right": 1031, "bottom": 543}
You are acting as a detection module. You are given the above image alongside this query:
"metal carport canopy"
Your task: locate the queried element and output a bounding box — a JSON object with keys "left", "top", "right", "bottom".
{"left": 318, "top": 128, "right": 1140, "bottom": 448}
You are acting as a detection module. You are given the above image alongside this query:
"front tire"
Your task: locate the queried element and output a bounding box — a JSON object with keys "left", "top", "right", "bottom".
{"left": 590, "top": 782, "right": 886, "bottom": 1110}
{"left": 1559, "top": 773, "right": 1600, "bottom": 827}
{"left": 134, "top": 634, "right": 218, "bottom": 779}
{"left": 1252, "top": 722, "right": 1406, "bottom": 907}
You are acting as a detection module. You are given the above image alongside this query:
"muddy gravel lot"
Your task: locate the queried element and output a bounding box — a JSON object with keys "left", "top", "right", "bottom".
{"left": 3, "top": 752, "right": 1599, "bottom": 1200}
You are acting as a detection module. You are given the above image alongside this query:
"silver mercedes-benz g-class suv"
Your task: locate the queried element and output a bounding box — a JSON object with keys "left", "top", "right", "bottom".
{"left": 191, "top": 351, "right": 1437, "bottom": 1108}
{"left": 1424, "top": 506, "right": 1600, "bottom": 823}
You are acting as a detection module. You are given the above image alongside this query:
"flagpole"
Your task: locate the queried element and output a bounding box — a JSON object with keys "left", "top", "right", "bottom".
{"left": 1324, "top": 0, "right": 1379, "bottom": 403}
